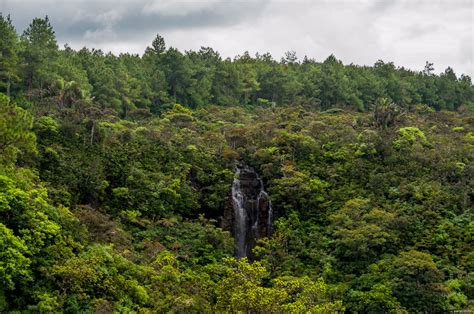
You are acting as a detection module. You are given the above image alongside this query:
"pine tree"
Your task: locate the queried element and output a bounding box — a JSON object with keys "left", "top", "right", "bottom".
{"left": 0, "top": 14, "right": 19, "bottom": 96}
{"left": 20, "top": 16, "right": 59, "bottom": 91}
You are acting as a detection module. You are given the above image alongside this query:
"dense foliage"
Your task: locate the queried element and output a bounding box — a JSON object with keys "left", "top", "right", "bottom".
{"left": 0, "top": 14, "right": 473, "bottom": 312}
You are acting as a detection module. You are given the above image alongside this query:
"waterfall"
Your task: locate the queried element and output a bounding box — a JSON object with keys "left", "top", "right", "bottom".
{"left": 232, "top": 167, "right": 247, "bottom": 258}
{"left": 232, "top": 163, "right": 273, "bottom": 258}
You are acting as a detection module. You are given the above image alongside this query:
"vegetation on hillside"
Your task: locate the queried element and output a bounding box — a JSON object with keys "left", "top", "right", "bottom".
{"left": 0, "top": 14, "right": 473, "bottom": 312}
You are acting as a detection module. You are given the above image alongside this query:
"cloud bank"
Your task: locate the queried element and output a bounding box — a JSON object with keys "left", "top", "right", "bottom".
{"left": 1, "top": 0, "right": 472, "bottom": 76}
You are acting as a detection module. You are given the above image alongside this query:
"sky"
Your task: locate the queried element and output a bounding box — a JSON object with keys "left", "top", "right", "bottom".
{"left": 1, "top": 0, "right": 473, "bottom": 77}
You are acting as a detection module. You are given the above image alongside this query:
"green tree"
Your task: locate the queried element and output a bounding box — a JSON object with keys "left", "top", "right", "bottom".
{"left": 214, "top": 257, "right": 344, "bottom": 312}
{"left": 329, "top": 198, "right": 397, "bottom": 271}
{"left": 316, "top": 55, "right": 356, "bottom": 110}
{"left": 0, "top": 223, "right": 31, "bottom": 290}
{"left": 20, "top": 16, "right": 59, "bottom": 91}
{"left": 0, "top": 93, "right": 36, "bottom": 165}
{"left": 388, "top": 250, "right": 448, "bottom": 312}
{"left": 0, "top": 14, "right": 19, "bottom": 96}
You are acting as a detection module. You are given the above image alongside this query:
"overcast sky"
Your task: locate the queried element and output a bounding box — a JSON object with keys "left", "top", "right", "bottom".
{"left": 1, "top": 0, "right": 473, "bottom": 76}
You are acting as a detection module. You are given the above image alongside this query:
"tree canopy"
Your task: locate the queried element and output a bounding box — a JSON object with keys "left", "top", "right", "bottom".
{"left": 0, "top": 14, "right": 473, "bottom": 312}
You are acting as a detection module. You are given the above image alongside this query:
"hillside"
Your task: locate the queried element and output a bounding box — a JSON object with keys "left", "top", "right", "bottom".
{"left": 0, "top": 15, "right": 473, "bottom": 312}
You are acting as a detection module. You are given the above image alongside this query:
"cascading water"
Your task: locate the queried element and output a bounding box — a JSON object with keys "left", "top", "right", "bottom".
{"left": 231, "top": 163, "right": 273, "bottom": 258}
{"left": 232, "top": 167, "right": 247, "bottom": 258}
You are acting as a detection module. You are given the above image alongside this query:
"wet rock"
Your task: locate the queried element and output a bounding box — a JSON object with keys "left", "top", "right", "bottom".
{"left": 230, "top": 163, "right": 273, "bottom": 259}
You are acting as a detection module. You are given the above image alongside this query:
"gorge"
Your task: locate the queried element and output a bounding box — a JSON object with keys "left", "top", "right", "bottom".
{"left": 231, "top": 163, "right": 273, "bottom": 258}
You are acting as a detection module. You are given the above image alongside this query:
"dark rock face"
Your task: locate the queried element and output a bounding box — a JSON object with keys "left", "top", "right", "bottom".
{"left": 228, "top": 163, "right": 273, "bottom": 259}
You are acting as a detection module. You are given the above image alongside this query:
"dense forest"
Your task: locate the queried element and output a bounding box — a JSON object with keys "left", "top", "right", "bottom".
{"left": 1, "top": 14, "right": 473, "bottom": 312}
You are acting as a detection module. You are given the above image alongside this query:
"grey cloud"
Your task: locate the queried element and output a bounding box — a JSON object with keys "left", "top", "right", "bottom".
{"left": 402, "top": 24, "right": 441, "bottom": 40}
{"left": 370, "top": 0, "right": 398, "bottom": 13}
{"left": 459, "top": 35, "right": 473, "bottom": 64}
{"left": 112, "top": 2, "right": 268, "bottom": 37}
{"left": 1, "top": 0, "right": 472, "bottom": 76}
{"left": 2, "top": 0, "right": 269, "bottom": 42}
